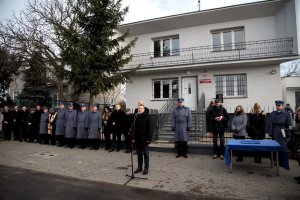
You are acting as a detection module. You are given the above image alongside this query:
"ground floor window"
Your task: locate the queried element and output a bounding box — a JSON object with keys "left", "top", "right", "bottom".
{"left": 214, "top": 74, "right": 247, "bottom": 97}
{"left": 153, "top": 79, "right": 178, "bottom": 99}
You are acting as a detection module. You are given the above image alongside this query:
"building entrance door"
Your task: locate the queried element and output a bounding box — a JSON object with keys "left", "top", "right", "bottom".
{"left": 182, "top": 77, "right": 197, "bottom": 110}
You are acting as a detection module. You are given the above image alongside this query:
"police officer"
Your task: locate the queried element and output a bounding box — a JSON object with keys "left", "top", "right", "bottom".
{"left": 76, "top": 103, "right": 89, "bottom": 149}
{"left": 65, "top": 103, "right": 77, "bottom": 148}
{"left": 266, "top": 100, "right": 292, "bottom": 165}
{"left": 171, "top": 98, "right": 192, "bottom": 158}
{"left": 87, "top": 103, "right": 102, "bottom": 150}
{"left": 39, "top": 107, "right": 50, "bottom": 144}
{"left": 56, "top": 102, "right": 67, "bottom": 147}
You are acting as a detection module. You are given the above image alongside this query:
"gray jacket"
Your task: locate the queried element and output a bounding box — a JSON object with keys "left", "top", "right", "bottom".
{"left": 39, "top": 112, "right": 49, "bottom": 134}
{"left": 65, "top": 109, "right": 77, "bottom": 138}
{"left": 232, "top": 113, "right": 248, "bottom": 136}
{"left": 87, "top": 111, "right": 102, "bottom": 139}
{"left": 55, "top": 109, "right": 66, "bottom": 136}
{"left": 171, "top": 106, "right": 192, "bottom": 142}
{"left": 76, "top": 110, "right": 89, "bottom": 139}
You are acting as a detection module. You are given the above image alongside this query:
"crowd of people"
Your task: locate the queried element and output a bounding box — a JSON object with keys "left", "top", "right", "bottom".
{"left": 0, "top": 100, "right": 152, "bottom": 175}
{"left": 1, "top": 98, "right": 300, "bottom": 178}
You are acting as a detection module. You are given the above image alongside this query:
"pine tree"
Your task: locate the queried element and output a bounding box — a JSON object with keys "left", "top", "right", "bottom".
{"left": 19, "top": 51, "right": 50, "bottom": 105}
{"left": 58, "top": 0, "right": 138, "bottom": 103}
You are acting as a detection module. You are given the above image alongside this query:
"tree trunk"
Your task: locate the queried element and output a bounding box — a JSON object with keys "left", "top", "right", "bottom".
{"left": 89, "top": 94, "right": 94, "bottom": 105}
{"left": 56, "top": 78, "right": 64, "bottom": 100}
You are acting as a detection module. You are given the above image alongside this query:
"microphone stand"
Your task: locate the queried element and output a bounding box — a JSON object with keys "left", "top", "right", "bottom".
{"left": 124, "top": 114, "right": 147, "bottom": 186}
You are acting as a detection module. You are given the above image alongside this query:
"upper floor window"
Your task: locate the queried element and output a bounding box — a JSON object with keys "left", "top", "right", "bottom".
{"left": 153, "top": 36, "right": 180, "bottom": 57}
{"left": 214, "top": 74, "right": 247, "bottom": 98}
{"left": 153, "top": 78, "right": 178, "bottom": 99}
{"left": 211, "top": 27, "right": 245, "bottom": 51}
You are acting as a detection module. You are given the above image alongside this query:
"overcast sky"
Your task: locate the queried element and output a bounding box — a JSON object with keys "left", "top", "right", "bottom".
{"left": 0, "top": 0, "right": 263, "bottom": 23}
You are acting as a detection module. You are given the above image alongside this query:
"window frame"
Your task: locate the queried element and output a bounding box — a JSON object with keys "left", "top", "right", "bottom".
{"left": 214, "top": 74, "right": 248, "bottom": 98}
{"left": 152, "top": 78, "right": 179, "bottom": 100}
{"left": 211, "top": 27, "right": 245, "bottom": 52}
{"left": 152, "top": 35, "right": 180, "bottom": 58}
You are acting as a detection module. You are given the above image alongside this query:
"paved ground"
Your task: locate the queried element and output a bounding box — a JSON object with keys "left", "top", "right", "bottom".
{"left": 0, "top": 140, "right": 300, "bottom": 200}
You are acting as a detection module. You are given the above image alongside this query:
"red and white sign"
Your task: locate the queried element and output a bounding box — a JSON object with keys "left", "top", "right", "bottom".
{"left": 199, "top": 79, "right": 212, "bottom": 84}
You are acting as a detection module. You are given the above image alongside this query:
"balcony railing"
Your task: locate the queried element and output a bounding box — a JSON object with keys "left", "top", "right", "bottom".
{"left": 125, "top": 38, "right": 294, "bottom": 69}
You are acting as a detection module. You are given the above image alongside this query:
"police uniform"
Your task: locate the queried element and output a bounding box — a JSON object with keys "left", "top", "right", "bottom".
{"left": 87, "top": 103, "right": 102, "bottom": 150}
{"left": 266, "top": 100, "right": 292, "bottom": 164}
{"left": 76, "top": 103, "right": 89, "bottom": 149}
{"left": 56, "top": 102, "right": 67, "bottom": 146}
{"left": 64, "top": 103, "right": 77, "bottom": 148}
{"left": 171, "top": 98, "right": 192, "bottom": 158}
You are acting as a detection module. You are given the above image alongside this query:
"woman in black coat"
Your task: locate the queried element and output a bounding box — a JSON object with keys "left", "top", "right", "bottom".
{"left": 132, "top": 105, "right": 152, "bottom": 175}
{"left": 248, "top": 103, "right": 266, "bottom": 163}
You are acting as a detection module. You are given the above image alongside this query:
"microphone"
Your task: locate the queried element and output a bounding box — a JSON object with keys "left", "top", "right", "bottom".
{"left": 134, "top": 112, "right": 140, "bottom": 117}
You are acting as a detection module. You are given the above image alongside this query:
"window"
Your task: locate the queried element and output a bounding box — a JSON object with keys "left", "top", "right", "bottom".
{"left": 212, "top": 27, "right": 245, "bottom": 51}
{"left": 153, "top": 79, "right": 178, "bottom": 99}
{"left": 214, "top": 74, "right": 247, "bottom": 97}
{"left": 52, "top": 93, "right": 59, "bottom": 107}
{"left": 153, "top": 36, "right": 179, "bottom": 57}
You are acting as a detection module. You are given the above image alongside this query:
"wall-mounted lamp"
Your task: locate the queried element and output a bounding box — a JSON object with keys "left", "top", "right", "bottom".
{"left": 270, "top": 70, "right": 276, "bottom": 75}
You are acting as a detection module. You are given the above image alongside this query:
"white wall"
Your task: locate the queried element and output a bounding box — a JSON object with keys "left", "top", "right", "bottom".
{"left": 281, "top": 77, "right": 300, "bottom": 111}
{"left": 127, "top": 16, "right": 277, "bottom": 55}
{"left": 126, "top": 64, "right": 282, "bottom": 113}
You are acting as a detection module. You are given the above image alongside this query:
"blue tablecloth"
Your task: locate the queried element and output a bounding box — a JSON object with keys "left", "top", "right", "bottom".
{"left": 225, "top": 139, "right": 289, "bottom": 170}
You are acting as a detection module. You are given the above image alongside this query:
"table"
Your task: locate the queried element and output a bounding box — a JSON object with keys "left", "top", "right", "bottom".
{"left": 224, "top": 139, "right": 289, "bottom": 176}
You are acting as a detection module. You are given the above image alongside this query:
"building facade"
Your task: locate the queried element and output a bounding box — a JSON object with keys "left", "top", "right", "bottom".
{"left": 119, "top": 0, "right": 300, "bottom": 112}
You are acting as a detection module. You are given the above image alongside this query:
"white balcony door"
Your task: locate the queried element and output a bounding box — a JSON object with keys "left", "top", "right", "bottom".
{"left": 182, "top": 77, "right": 197, "bottom": 110}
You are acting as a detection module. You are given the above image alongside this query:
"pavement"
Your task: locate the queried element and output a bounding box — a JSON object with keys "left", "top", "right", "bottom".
{"left": 0, "top": 140, "right": 300, "bottom": 200}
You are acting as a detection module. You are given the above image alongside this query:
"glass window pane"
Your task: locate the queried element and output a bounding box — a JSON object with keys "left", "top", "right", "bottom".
{"left": 154, "top": 40, "right": 161, "bottom": 57}
{"left": 163, "top": 80, "right": 170, "bottom": 98}
{"left": 212, "top": 33, "right": 221, "bottom": 51}
{"left": 154, "top": 81, "right": 161, "bottom": 98}
{"left": 234, "top": 30, "right": 245, "bottom": 50}
{"left": 172, "top": 38, "right": 180, "bottom": 56}
{"left": 237, "top": 74, "right": 247, "bottom": 96}
{"left": 163, "top": 39, "right": 170, "bottom": 56}
{"left": 223, "top": 31, "right": 232, "bottom": 50}
{"left": 172, "top": 80, "right": 178, "bottom": 98}
{"left": 226, "top": 75, "right": 235, "bottom": 96}
{"left": 215, "top": 76, "right": 223, "bottom": 95}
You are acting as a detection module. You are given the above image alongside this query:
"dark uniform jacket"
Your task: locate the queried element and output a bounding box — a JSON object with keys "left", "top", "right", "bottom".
{"left": 64, "top": 109, "right": 77, "bottom": 138}
{"left": 87, "top": 111, "right": 102, "bottom": 139}
{"left": 2, "top": 110, "right": 12, "bottom": 130}
{"left": 76, "top": 110, "right": 89, "bottom": 139}
{"left": 134, "top": 112, "right": 152, "bottom": 146}
{"left": 208, "top": 105, "right": 229, "bottom": 132}
{"left": 39, "top": 112, "right": 49, "bottom": 134}
{"left": 248, "top": 111, "right": 266, "bottom": 140}
{"left": 55, "top": 109, "right": 66, "bottom": 136}
{"left": 110, "top": 109, "right": 125, "bottom": 134}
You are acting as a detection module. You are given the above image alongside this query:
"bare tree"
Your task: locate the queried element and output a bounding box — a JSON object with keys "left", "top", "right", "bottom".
{"left": 0, "top": 0, "right": 77, "bottom": 100}
{"left": 281, "top": 59, "right": 300, "bottom": 77}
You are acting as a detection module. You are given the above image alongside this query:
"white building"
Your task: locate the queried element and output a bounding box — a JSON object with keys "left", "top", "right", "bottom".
{"left": 119, "top": 0, "right": 300, "bottom": 113}
{"left": 281, "top": 76, "right": 300, "bottom": 111}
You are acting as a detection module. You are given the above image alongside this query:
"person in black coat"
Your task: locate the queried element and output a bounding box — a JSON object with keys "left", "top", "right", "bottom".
{"left": 33, "top": 105, "right": 43, "bottom": 143}
{"left": 102, "top": 105, "right": 112, "bottom": 150}
{"left": 12, "top": 106, "right": 22, "bottom": 141}
{"left": 19, "top": 105, "right": 29, "bottom": 142}
{"left": 124, "top": 108, "right": 134, "bottom": 153}
{"left": 207, "top": 99, "right": 229, "bottom": 159}
{"left": 132, "top": 105, "right": 152, "bottom": 175}
{"left": 248, "top": 103, "right": 266, "bottom": 163}
{"left": 2, "top": 105, "right": 12, "bottom": 141}
{"left": 109, "top": 104, "right": 125, "bottom": 152}
{"left": 27, "top": 108, "right": 35, "bottom": 142}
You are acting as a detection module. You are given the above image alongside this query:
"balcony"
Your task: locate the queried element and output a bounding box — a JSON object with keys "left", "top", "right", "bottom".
{"left": 125, "top": 38, "right": 294, "bottom": 69}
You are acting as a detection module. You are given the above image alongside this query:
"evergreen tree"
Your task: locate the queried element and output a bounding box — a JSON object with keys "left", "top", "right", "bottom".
{"left": 0, "top": 46, "right": 21, "bottom": 104}
{"left": 19, "top": 51, "right": 50, "bottom": 105}
{"left": 58, "top": 0, "right": 138, "bottom": 103}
